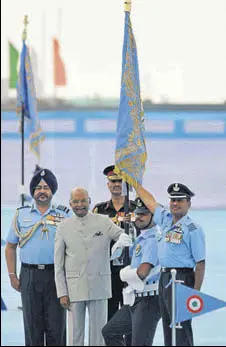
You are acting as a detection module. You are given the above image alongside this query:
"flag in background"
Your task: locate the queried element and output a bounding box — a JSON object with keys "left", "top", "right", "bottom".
{"left": 53, "top": 37, "right": 66, "bottom": 86}
{"left": 9, "top": 42, "right": 19, "bottom": 89}
{"left": 173, "top": 283, "right": 226, "bottom": 325}
{"left": 16, "top": 40, "right": 45, "bottom": 159}
{"left": 30, "top": 46, "right": 44, "bottom": 98}
{"left": 114, "top": 5, "right": 147, "bottom": 188}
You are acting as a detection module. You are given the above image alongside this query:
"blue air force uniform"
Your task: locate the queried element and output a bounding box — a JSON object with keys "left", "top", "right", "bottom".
{"left": 6, "top": 203, "right": 72, "bottom": 346}
{"left": 129, "top": 227, "right": 161, "bottom": 346}
{"left": 154, "top": 207, "right": 205, "bottom": 268}
{"left": 5, "top": 167, "right": 71, "bottom": 346}
{"left": 154, "top": 183, "right": 206, "bottom": 346}
{"left": 102, "top": 198, "right": 161, "bottom": 346}
{"left": 7, "top": 203, "right": 72, "bottom": 264}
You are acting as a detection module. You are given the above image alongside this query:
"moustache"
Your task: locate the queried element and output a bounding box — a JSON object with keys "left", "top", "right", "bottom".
{"left": 37, "top": 193, "right": 48, "bottom": 198}
{"left": 75, "top": 206, "right": 89, "bottom": 211}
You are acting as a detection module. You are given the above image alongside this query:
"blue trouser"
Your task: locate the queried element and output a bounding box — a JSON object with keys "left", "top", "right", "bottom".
{"left": 159, "top": 269, "right": 195, "bottom": 346}
{"left": 102, "top": 295, "right": 161, "bottom": 346}
{"left": 20, "top": 265, "right": 66, "bottom": 346}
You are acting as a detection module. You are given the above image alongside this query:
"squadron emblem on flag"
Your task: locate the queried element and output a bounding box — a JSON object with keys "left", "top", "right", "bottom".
{"left": 186, "top": 295, "right": 204, "bottom": 314}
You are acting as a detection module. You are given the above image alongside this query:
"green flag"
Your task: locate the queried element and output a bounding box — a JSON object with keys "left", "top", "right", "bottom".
{"left": 9, "top": 42, "right": 19, "bottom": 89}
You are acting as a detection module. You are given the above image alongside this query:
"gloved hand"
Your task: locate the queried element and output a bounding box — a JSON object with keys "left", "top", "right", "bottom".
{"left": 111, "top": 233, "right": 133, "bottom": 256}
{"left": 122, "top": 285, "right": 135, "bottom": 306}
{"left": 120, "top": 265, "right": 144, "bottom": 291}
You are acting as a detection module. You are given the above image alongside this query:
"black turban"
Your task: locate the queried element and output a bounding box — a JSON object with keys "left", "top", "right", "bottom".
{"left": 29, "top": 168, "right": 58, "bottom": 196}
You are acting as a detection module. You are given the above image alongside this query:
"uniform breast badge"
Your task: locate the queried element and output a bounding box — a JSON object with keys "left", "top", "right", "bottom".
{"left": 135, "top": 244, "right": 141, "bottom": 256}
{"left": 164, "top": 231, "right": 172, "bottom": 242}
{"left": 167, "top": 224, "right": 183, "bottom": 244}
{"left": 46, "top": 215, "right": 57, "bottom": 226}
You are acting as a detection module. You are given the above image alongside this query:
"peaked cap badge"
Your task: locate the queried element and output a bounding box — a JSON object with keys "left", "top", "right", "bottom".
{"left": 173, "top": 183, "right": 180, "bottom": 192}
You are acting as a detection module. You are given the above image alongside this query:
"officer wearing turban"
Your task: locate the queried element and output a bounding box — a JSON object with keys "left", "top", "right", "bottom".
{"left": 5, "top": 168, "right": 71, "bottom": 346}
{"left": 29, "top": 168, "right": 58, "bottom": 197}
{"left": 131, "top": 182, "right": 206, "bottom": 346}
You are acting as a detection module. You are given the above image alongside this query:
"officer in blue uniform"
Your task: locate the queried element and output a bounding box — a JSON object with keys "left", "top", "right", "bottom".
{"left": 133, "top": 182, "right": 206, "bottom": 346}
{"left": 5, "top": 168, "right": 71, "bottom": 346}
{"left": 102, "top": 198, "right": 161, "bottom": 346}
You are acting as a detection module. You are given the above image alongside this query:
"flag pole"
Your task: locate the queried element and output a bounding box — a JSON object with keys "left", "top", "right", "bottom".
{"left": 123, "top": 182, "right": 130, "bottom": 265}
{"left": 20, "top": 15, "right": 29, "bottom": 207}
{"left": 171, "top": 269, "right": 177, "bottom": 346}
{"left": 122, "top": 0, "right": 132, "bottom": 266}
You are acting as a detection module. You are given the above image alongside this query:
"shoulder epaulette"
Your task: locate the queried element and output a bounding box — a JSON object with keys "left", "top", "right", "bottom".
{"left": 56, "top": 205, "right": 70, "bottom": 214}
{"left": 187, "top": 223, "right": 197, "bottom": 232}
{"left": 148, "top": 234, "right": 155, "bottom": 239}
{"left": 16, "top": 205, "right": 31, "bottom": 210}
{"left": 92, "top": 201, "right": 108, "bottom": 213}
{"left": 94, "top": 201, "right": 107, "bottom": 208}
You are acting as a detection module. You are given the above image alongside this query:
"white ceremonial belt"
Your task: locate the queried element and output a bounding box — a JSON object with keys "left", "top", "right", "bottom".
{"left": 135, "top": 282, "right": 159, "bottom": 297}
{"left": 144, "top": 282, "right": 159, "bottom": 292}
{"left": 135, "top": 289, "right": 158, "bottom": 297}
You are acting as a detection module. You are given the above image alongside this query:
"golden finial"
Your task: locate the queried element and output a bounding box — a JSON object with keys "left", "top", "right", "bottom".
{"left": 124, "top": 0, "right": 131, "bottom": 12}
{"left": 22, "top": 15, "right": 29, "bottom": 40}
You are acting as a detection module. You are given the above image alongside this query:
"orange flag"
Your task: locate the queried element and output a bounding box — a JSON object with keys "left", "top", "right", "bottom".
{"left": 53, "top": 37, "right": 66, "bottom": 86}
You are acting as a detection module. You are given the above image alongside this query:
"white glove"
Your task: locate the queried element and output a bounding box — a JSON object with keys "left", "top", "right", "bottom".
{"left": 111, "top": 233, "right": 133, "bottom": 256}
{"left": 122, "top": 286, "right": 135, "bottom": 306}
{"left": 120, "top": 265, "right": 144, "bottom": 291}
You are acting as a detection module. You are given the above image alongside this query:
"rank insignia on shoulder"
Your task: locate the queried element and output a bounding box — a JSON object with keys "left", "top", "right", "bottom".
{"left": 56, "top": 205, "right": 70, "bottom": 214}
{"left": 188, "top": 223, "right": 197, "bottom": 232}
{"left": 92, "top": 207, "right": 99, "bottom": 214}
{"left": 17, "top": 205, "right": 31, "bottom": 210}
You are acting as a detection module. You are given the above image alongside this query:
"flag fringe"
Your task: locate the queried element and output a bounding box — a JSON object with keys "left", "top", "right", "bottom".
{"left": 114, "top": 152, "right": 147, "bottom": 188}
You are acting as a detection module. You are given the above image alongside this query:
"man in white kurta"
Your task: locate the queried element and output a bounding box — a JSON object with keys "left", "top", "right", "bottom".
{"left": 54, "top": 187, "right": 132, "bottom": 346}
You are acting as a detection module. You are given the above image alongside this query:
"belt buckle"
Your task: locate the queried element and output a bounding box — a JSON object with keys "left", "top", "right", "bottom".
{"left": 38, "top": 264, "right": 45, "bottom": 270}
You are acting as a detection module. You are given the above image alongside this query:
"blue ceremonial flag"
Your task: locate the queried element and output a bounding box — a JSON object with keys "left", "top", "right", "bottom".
{"left": 114, "top": 4, "right": 147, "bottom": 188}
{"left": 174, "top": 283, "right": 226, "bottom": 324}
{"left": 16, "top": 40, "right": 45, "bottom": 159}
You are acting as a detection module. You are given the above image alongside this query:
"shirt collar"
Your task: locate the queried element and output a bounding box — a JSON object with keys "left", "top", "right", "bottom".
{"left": 72, "top": 211, "right": 91, "bottom": 221}
{"left": 30, "top": 202, "right": 56, "bottom": 214}
{"left": 138, "top": 226, "right": 156, "bottom": 240}
{"left": 107, "top": 199, "right": 133, "bottom": 211}
{"left": 171, "top": 214, "right": 189, "bottom": 226}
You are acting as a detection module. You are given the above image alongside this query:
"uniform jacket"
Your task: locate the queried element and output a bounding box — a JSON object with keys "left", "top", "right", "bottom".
{"left": 6, "top": 203, "right": 71, "bottom": 264}
{"left": 54, "top": 212, "right": 123, "bottom": 301}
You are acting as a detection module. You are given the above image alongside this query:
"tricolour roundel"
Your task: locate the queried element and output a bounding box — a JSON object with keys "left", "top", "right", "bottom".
{"left": 186, "top": 295, "right": 204, "bottom": 314}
